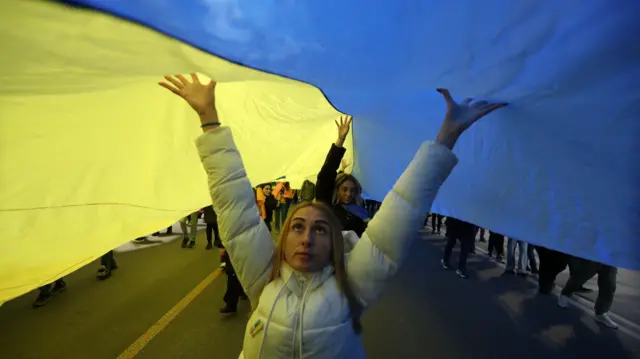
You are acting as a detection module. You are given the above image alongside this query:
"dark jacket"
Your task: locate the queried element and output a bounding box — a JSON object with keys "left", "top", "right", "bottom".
{"left": 445, "top": 217, "right": 475, "bottom": 239}
{"left": 264, "top": 195, "right": 278, "bottom": 223}
{"left": 203, "top": 205, "right": 217, "bottom": 224}
{"left": 300, "top": 180, "right": 316, "bottom": 202}
{"left": 315, "top": 144, "right": 367, "bottom": 236}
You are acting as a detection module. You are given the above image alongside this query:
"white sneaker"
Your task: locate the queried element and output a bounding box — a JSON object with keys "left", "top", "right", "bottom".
{"left": 557, "top": 294, "right": 570, "bottom": 308}
{"left": 595, "top": 313, "right": 618, "bottom": 329}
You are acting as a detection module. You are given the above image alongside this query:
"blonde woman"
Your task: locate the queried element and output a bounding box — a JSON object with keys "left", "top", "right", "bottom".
{"left": 159, "top": 73, "right": 506, "bottom": 358}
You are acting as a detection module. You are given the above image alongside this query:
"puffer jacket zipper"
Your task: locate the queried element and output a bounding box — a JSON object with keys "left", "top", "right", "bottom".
{"left": 293, "top": 280, "right": 312, "bottom": 358}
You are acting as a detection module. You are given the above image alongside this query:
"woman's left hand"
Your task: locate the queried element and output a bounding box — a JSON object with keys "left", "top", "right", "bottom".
{"left": 435, "top": 89, "right": 507, "bottom": 149}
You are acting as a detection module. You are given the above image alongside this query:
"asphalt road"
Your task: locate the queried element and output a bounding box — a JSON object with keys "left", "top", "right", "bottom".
{"left": 0, "top": 229, "right": 638, "bottom": 359}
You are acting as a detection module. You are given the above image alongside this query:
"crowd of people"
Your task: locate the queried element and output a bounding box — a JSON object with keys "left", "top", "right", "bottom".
{"left": 425, "top": 214, "right": 619, "bottom": 329}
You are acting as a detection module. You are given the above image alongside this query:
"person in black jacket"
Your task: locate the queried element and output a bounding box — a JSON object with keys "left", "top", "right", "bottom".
{"left": 315, "top": 115, "right": 369, "bottom": 236}
{"left": 258, "top": 183, "right": 279, "bottom": 232}
{"left": 441, "top": 217, "right": 476, "bottom": 278}
{"left": 213, "top": 217, "right": 248, "bottom": 313}
{"left": 203, "top": 205, "right": 219, "bottom": 250}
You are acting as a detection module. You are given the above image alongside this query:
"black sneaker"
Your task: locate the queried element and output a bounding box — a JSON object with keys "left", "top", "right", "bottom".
{"left": 51, "top": 281, "right": 67, "bottom": 295}
{"left": 206, "top": 242, "right": 213, "bottom": 250}
{"left": 456, "top": 269, "right": 468, "bottom": 279}
{"left": 220, "top": 304, "right": 237, "bottom": 314}
{"left": 181, "top": 237, "right": 189, "bottom": 248}
{"left": 188, "top": 240, "right": 196, "bottom": 248}
{"left": 440, "top": 259, "right": 449, "bottom": 269}
{"left": 495, "top": 255, "right": 504, "bottom": 263}
{"left": 33, "top": 293, "right": 52, "bottom": 308}
{"left": 576, "top": 286, "right": 594, "bottom": 294}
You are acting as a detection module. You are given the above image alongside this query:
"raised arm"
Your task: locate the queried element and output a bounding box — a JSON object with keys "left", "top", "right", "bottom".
{"left": 159, "top": 74, "right": 274, "bottom": 305}
{"left": 346, "top": 89, "right": 507, "bottom": 308}
{"left": 315, "top": 115, "right": 352, "bottom": 204}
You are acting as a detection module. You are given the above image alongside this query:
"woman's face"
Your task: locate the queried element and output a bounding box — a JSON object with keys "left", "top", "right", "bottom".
{"left": 338, "top": 180, "right": 357, "bottom": 204}
{"left": 262, "top": 185, "right": 272, "bottom": 196}
{"left": 284, "top": 206, "right": 332, "bottom": 272}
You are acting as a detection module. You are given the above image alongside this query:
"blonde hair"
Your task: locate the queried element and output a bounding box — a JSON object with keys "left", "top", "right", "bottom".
{"left": 269, "top": 201, "right": 363, "bottom": 334}
{"left": 332, "top": 173, "right": 364, "bottom": 207}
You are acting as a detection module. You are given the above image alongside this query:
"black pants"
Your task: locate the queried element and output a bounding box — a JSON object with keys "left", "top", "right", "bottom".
{"left": 487, "top": 232, "right": 505, "bottom": 257}
{"left": 100, "top": 251, "right": 117, "bottom": 270}
{"left": 39, "top": 278, "right": 65, "bottom": 295}
{"left": 443, "top": 230, "right": 474, "bottom": 271}
{"left": 223, "top": 260, "right": 245, "bottom": 308}
{"left": 265, "top": 220, "right": 272, "bottom": 233}
{"left": 537, "top": 246, "right": 571, "bottom": 293}
{"left": 206, "top": 222, "right": 220, "bottom": 244}
{"left": 561, "top": 257, "right": 617, "bottom": 314}
{"left": 527, "top": 245, "right": 538, "bottom": 272}
{"left": 431, "top": 214, "right": 443, "bottom": 232}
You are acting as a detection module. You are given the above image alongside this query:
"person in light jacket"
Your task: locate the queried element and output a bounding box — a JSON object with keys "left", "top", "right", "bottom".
{"left": 159, "top": 73, "right": 506, "bottom": 359}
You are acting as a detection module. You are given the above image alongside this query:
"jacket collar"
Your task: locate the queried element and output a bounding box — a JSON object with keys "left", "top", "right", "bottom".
{"left": 280, "top": 262, "right": 334, "bottom": 298}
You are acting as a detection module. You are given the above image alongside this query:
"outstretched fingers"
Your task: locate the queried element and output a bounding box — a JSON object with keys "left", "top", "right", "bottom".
{"left": 341, "top": 115, "right": 352, "bottom": 126}
{"left": 437, "top": 88, "right": 455, "bottom": 107}
{"left": 190, "top": 73, "right": 201, "bottom": 84}
{"left": 479, "top": 102, "right": 508, "bottom": 117}
{"left": 175, "top": 74, "right": 190, "bottom": 86}
{"left": 158, "top": 81, "right": 181, "bottom": 96}
{"left": 163, "top": 75, "right": 184, "bottom": 89}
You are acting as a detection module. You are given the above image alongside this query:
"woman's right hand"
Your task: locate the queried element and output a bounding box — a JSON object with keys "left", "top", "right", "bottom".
{"left": 159, "top": 73, "right": 217, "bottom": 118}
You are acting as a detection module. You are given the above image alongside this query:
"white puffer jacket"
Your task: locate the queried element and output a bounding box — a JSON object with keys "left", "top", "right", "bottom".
{"left": 196, "top": 127, "right": 458, "bottom": 359}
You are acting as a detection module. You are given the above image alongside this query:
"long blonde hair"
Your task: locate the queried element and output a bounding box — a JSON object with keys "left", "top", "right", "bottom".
{"left": 269, "top": 201, "right": 363, "bottom": 334}
{"left": 332, "top": 173, "right": 364, "bottom": 207}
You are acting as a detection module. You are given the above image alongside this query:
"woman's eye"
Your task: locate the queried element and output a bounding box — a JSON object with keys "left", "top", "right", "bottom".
{"left": 292, "top": 223, "right": 303, "bottom": 232}
{"left": 315, "top": 227, "right": 327, "bottom": 234}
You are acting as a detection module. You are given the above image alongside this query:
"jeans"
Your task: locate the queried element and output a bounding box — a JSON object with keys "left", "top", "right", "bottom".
{"left": 561, "top": 257, "right": 617, "bottom": 314}
{"left": 275, "top": 203, "right": 290, "bottom": 232}
{"left": 179, "top": 212, "right": 199, "bottom": 242}
{"left": 505, "top": 238, "right": 528, "bottom": 272}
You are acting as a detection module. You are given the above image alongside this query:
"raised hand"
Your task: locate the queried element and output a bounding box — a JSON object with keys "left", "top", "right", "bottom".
{"left": 435, "top": 89, "right": 507, "bottom": 149}
{"left": 335, "top": 115, "right": 352, "bottom": 140}
{"left": 159, "top": 73, "right": 216, "bottom": 116}
{"left": 341, "top": 159, "right": 350, "bottom": 172}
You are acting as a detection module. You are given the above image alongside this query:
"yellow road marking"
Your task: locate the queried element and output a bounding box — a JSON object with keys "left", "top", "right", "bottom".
{"left": 116, "top": 268, "right": 224, "bottom": 359}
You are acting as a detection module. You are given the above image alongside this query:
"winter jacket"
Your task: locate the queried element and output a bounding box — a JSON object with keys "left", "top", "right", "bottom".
{"left": 196, "top": 127, "right": 457, "bottom": 359}
{"left": 300, "top": 180, "right": 316, "bottom": 202}
{"left": 258, "top": 194, "right": 278, "bottom": 223}
{"left": 315, "top": 144, "right": 368, "bottom": 236}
